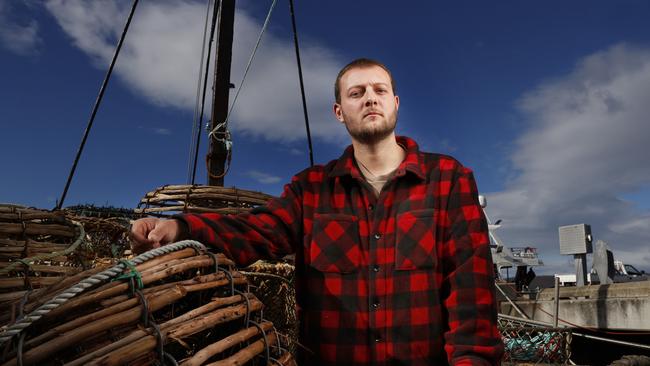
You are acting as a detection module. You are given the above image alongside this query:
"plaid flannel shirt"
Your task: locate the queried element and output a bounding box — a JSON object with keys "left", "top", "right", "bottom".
{"left": 177, "top": 136, "right": 504, "bottom": 365}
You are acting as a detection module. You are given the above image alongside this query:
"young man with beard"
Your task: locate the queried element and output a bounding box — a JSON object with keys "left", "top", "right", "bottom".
{"left": 131, "top": 59, "right": 504, "bottom": 365}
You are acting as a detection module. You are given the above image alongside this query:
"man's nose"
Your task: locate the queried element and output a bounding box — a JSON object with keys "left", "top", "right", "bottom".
{"left": 365, "top": 94, "right": 377, "bottom": 106}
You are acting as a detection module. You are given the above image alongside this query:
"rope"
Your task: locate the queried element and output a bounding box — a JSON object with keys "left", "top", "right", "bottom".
{"left": 189, "top": 0, "right": 221, "bottom": 185}
{"left": 56, "top": 0, "right": 140, "bottom": 210}
{"left": 288, "top": 0, "right": 314, "bottom": 167}
{"left": 205, "top": 146, "right": 232, "bottom": 179}
{"left": 248, "top": 320, "right": 270, "bottom": 364}
{"left": 0, "top": 240, "right": 206, "bottom": 346}
{"left": 135, "top": 290, "right": 150, "bottom": 327}
{"left": 113, "top": 259, "right": 144, "bottom": 296}
{"left": 207, "top": 0, "right": 278, "bottom": 140}
{"left": 187, "top": 0, "right": 214, "bottom": 184}
{"left": 0, "top": 221, "right": 86, "bottom": 275}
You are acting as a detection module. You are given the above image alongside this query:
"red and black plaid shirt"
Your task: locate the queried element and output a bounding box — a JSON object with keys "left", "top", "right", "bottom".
{"left": 177, "top": 136, "right": 504, "bottom": 365}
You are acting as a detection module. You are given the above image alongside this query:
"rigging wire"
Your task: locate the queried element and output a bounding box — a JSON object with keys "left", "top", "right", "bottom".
{"left": 187, "top": 0, "right": 216, "bottom": 184}
{"left": 56, "top": 0, "right": 139, "bottom": 210}
{"left": 288, "top": 0, "right": 314, "bottom": 167}
{"left": 207, "top": 0, "right": 278, "bottom": 142}
{"left": 189, "top": 0, "right": 222, "bottom": 184}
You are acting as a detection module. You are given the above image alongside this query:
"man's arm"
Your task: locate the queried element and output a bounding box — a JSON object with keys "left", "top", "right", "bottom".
{"left": 131, "top": 180, "right": 304, "bottom": 267}
{"left": 442, "top": 165, "right": 504, "bottom": 365}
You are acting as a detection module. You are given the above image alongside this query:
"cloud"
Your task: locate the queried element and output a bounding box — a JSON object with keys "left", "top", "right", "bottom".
{"left": 486, "top": 44, "right": 650, "bottom": 272}
{"left": 0, "top": 1, "right": 42, "bottom": 55}
{"left": 153, "top": 128, "right": 171, "bottom": 135}
{"left": 44, "top": 0, "right": 347, "bottom": 144}
{"left": 245, "top": 170, "right": 281, "bottom": 184}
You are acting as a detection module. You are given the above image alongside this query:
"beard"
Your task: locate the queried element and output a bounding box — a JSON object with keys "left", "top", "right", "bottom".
{"left": 342, "top": 109, "right": 398, "bottom": 144}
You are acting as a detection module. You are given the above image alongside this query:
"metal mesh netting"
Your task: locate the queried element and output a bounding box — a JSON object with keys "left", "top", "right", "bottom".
{"left": 498, "top": 315, "right": 572, "bottom": 364}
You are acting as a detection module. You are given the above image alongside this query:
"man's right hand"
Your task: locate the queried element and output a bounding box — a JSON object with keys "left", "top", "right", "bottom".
{"left": 129, "top": 218, "right": 182, "bottom": 254}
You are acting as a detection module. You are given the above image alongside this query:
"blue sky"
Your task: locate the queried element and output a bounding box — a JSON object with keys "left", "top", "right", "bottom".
{"left": 1, "top": 0, "right": 650, "bottom": 273}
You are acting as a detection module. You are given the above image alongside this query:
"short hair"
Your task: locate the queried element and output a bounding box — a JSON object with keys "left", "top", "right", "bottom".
{"left": 334, "top": 58, "right": 396, "bottom": 104}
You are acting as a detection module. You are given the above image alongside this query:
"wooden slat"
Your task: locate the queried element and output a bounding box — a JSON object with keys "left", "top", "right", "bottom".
{"left": 0, "top": 276, "right": 62, "bottom": 289}
{"left": 0, "top": 222, "right": 76, "bottom": 237}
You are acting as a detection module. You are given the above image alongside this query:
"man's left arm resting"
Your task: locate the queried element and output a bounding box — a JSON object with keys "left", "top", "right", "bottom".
{"left": 442, "top": 166, "right": 504, "bottom": 366}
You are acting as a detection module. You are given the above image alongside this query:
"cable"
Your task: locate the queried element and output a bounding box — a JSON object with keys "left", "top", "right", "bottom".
{"left": 207, "top": 0, "right": 278, "bottom": 140}
{"left": 288, "top": 0, "right": 314, "bottom": 167}
{"left": 190, "top": 0, "right": 222, "bottom": 184}
{"left": 56, "top": 0, "right": 140, "bottom": 210}
{"left": 187, "top": 0, "right": 215, "bottom": 184}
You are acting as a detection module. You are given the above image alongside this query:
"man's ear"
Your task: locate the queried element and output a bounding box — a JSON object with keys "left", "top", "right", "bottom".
{"left": 333, "top": 103, "right": 344, "bottom": 123}
{"left": 394, "top": 95, "right": 400, "bottom": 111}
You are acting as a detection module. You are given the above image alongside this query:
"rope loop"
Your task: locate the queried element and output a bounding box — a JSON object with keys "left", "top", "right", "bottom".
{"left": 113, "top": 259, "right": 144, "bottom": 295}
{"left": 235, "top": 289, "right": 251, "bottom": 326}
{"left": 15, "top": 332, "right": 26, "bottom": 366}
{"left": 221, "top": 268, "right": 236, "bottom": 296}
{"left": 134, "top": 289, "right": 150, "bottom": 327}
{"left": 248, "top": 320, "right": 270, "bottom": 365}
{"left": 204, "top": 251, "right": 220, "bottom": 274}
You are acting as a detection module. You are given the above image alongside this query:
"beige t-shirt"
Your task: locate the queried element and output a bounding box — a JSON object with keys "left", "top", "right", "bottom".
{"left": 355, "top": 145, "right": 405, "bottom": 196}
{"left": 357, "top": 162, "right": 397, "bottom": 197}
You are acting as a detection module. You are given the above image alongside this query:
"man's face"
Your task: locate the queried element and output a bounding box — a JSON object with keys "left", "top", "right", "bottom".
{"left": 334, "top": 66, "right": 399, "bottom": 144}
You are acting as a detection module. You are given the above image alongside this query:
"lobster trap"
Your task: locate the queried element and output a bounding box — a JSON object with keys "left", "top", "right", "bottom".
{"left": 0, "top": 241, "right": 296, "bottom": 365}
{"left": 135, "top": 185, "right": 276, "bottom": 217}
{"left": 0, "top": 205, "right": 87, "bottom": 323}
{"left": 498, "top": 315, "right": 572, "bottom": 364}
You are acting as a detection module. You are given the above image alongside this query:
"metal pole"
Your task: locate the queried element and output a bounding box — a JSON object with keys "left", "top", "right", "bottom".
{"left": 554, "top": 276, "right": 560, "bottom": 327}
{"left": 494, "top": 283, "right": 529, "bottom": 320}
{"left": 207, "top": 0, "right": 235, "bottom": 186}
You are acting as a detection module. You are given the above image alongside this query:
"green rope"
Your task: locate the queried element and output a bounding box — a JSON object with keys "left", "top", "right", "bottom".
{"left": 112, "top": 259, "right": 143, "bottom": 295}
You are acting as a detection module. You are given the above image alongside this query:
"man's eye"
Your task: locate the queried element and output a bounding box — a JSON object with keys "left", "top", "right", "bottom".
{"left": 350, "top": 92, "right": 360, "bottom": 97}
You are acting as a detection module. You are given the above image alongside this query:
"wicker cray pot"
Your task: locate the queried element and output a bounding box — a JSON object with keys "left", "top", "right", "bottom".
{"left": 0, "top": 241, "right": 296, "bottom": 366}
{"left": 242, "top": 260, "right": 298, "bottom": 354}
{"left": 0, "top": 205, "right": 87, "bottom": 323}
{"left": 134, "top": 185, "right": 276, "bottom": 217}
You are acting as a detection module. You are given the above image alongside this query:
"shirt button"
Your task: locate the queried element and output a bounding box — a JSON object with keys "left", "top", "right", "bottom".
{"left": 372, "top": 265, "right": 380, "bottom": 273}
{"left": 368, "top": 204, "right": 374, "bottom": 211}
{"left": 375, "top": 336, "right": 381, "bottom": 343}
{"left": 373, "top": 233, "right": 381, "bottom": 240}
{"left": 372, "top": 302, "right": 380, "bottom": 310}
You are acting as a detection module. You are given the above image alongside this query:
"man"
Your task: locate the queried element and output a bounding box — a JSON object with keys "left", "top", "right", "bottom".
{"left": 131, "top": 58, "right": 504, "bottom": 365}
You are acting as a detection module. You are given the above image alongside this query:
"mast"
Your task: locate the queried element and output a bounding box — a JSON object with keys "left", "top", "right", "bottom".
{"left": 208, "top": 0, "right": 235, "bottom": 186}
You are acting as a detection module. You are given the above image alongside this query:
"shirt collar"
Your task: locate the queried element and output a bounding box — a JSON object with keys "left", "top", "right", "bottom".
{"left": 331, "top": 136, "right": 426, "bottom": 180}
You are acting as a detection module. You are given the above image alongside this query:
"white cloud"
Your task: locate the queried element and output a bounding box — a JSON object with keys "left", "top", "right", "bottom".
{"left": 0, "top": 1, "right": 42, "bottom": 55}
{"left": 245, "top": 170, "right": 281, "bottom": 184}
{"left": 154, "top": 128, "right": 171, "bottom": 135}
{"left": 44, "top": 0, "right": 347, "bottom": 144}
{"left": 486, "top": 44, "right": 650, "bottom": 272}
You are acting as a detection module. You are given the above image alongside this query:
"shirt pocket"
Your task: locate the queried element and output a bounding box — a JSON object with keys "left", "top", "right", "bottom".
{"left": 309, "top": 213, "right": 361, "bottom": 273}
{"left": 395, "top": 209, "right": 437, "bottom": 270}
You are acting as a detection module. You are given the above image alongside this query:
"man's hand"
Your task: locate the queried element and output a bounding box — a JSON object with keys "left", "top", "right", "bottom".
{"left": 130, "top": 218, "right": 181, "bottom": 254}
